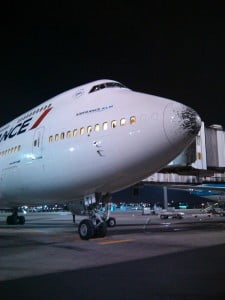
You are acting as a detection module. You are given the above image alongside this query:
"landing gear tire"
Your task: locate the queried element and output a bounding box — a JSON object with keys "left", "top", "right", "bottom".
{"left": 106, "top": 217, "right": 116, "bottom": 227}
{"left": 6, "top": 216, "right": 13, "bottom": 225}
{"left": 6, "top": 214, "right": 26, "bottom": 225}
{"left": 78, "top": 219, "right": 95, "bottom": 240}
{"left": 6, "top": 215, "right": 18, "bottom": 225}
{"left": 6, "top": 208, "right": 25, "bottom": 225}
{"left": 95, "top": 221, "right": 107, "bottom": 238}
{"left": 19, "top": 216, "right": 25, "bottom": 225}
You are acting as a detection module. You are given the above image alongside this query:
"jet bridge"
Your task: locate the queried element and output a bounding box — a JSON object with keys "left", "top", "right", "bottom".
{"left": 142, "top": 122, "right": 225, "bottom": 209}
{"left": 144, "top": 122, "right": 225, "bottom": 185}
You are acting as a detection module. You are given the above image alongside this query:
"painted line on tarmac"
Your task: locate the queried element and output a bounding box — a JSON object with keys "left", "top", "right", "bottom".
{"left": 98, "top": 239, "right": 134, "bottom": 245}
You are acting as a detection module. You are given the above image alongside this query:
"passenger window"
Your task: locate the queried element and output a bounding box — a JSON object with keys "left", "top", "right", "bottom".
{"left": 95, "top": 124, "right": 100, "bottom": 132}
{"left": 67, "top": 131, "right": 71, "bottom": 138}
{"left": 18, "top": 145, "right": 21, "bottom": 151}
{"left": 130, "top": 116, "right": 136, "bottom": 125}
{"left": 34, "top": 140, "right": 37, "bottom": 147}
{"left": 55, "top": 134, "right": 59, "bottom": 141}
{"left": 87, "top": 126, "right": 92, "bottom": 134}
{"left": 80, "top": 127, "right": 85, "bottom": 135}
{"left": 14, "top": 146, "right": 18, "bottom": 152}
{"left": 60, "top": 132, "right": 65, "bottom": 140}
{"left": 11, "top": 147, "right": 14, "bottom": 153}
{"left": 111, "top": 120, "right": 117, "bottom": 128}
{"left": 73, "top": 129, "right": 78, "bottom": 136}
{"left": 103, "top": 122, "right": 108, "bottom": 131}
{"left": 49, "top": 136, "right": 53, "bottom": 142}
{"left": 120, "top": 118, "right": 126, "bottom": 126}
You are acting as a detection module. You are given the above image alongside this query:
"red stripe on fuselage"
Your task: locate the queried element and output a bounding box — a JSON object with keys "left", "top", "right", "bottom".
{"left": 30, "top": 107, "right": 52, "bottom": 130}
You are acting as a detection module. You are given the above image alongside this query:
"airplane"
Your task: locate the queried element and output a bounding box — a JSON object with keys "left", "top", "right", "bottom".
{"left": 177, "top": 183, "right": 225, "bottom": 203}
{"left": 0, "top": 79, "right": 201, "bottom": 239}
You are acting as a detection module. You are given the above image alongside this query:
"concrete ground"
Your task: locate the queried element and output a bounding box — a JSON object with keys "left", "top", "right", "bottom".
{"left": 0, "top": 210, "right": 225, "bottom": 299}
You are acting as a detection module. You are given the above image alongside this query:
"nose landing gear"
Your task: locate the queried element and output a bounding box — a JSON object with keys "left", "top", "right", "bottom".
{"left": 78, "top": 218, "right": 108, "bottom": 240}
{"left": 72, "top": 193, "right": 116, "bottom": 240}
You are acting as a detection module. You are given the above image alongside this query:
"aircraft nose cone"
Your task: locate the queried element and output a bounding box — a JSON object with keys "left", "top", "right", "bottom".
{"left": 164, "top": 102, "right": 201, "bottom": 146}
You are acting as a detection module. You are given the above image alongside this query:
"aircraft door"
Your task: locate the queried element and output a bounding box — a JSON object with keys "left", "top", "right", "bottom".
{"left": 32, "top": 127, "right": 45, "bottom": 159}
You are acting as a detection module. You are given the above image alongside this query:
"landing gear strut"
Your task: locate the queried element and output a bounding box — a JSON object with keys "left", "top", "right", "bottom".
{"left": 6, "top": 208, "right": 25, "bottom": 225}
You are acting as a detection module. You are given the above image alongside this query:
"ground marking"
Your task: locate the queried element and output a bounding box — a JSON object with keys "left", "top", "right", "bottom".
{"left": 98, "top": 239, "right": 134, "bottom": 245}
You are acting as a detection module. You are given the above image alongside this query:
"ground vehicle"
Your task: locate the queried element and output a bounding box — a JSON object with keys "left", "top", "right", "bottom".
{"left": 142, "top": 207, "right": 151, "bottom": 215}
{"left": 160, "top": 211, "right": 184, "bottom": 219}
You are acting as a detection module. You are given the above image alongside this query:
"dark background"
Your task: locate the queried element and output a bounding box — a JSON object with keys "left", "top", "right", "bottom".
{"left": 112, "top": 185, "right": 207, "bottom": 208}
{"left": 1, "top": 2, "right": 225, "bottom": 127}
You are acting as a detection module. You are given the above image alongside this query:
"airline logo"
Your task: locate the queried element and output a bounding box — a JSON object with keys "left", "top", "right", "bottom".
{"left": 0, "top": 108, "right": 52, "bottom": 144}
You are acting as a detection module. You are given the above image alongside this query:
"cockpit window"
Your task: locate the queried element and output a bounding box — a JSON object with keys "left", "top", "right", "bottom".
{"left": 89, "top": 82, "right": 126, "bottom": 93}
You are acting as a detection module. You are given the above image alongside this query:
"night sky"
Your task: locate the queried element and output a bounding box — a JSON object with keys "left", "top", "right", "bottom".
{"left": 1, "top": 2, "right": 225, "bottom": 128}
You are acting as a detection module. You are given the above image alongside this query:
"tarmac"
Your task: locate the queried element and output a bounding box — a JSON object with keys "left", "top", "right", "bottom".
{"left": 0, "top": 210, "right": 225, "bottom": 299}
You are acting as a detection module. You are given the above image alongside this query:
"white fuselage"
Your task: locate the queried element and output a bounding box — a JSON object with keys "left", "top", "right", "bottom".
{"left": 0, "top": 80, "right": 201, "bottom": 208}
